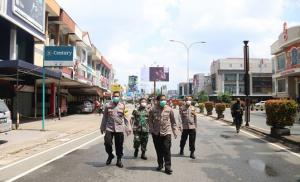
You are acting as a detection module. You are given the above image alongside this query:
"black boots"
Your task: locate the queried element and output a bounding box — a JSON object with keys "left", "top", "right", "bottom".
{"left": 190, "top": 151, "right": 195, "bottom": 159}
{"left": 165, "top": 168, "right": 173, "bottom": 175}
{"left": 141, "top": 151, "right": 147, "bottom": 160}
{"left": 134, "top": 149, "right": 139, "bottom": 158}
{"left": 116, "top": 158, "right": 123, "bottom": 168}
{"left": 179, "top": 148, "right": 184, "bottom": 155}
{"left": 156, "top": 164, "right": 163, "bottom": 171}
{"left": 106, "top": 154, "right": 115, "bottom": 165}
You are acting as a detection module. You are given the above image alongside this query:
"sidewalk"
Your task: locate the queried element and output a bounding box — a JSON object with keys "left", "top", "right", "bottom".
{"left": 208, "top": 108, "right": 300, "bottom": 145}
{"left": 0, "top": 113, "right": 102, "bottom": 166}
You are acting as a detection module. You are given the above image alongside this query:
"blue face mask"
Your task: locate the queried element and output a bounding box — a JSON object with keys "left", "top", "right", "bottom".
{"left": 112, "top": 97, "right": 120, "bottom": 103}
{"left": 160, "top": 100, "right": 167, "bottom": 107}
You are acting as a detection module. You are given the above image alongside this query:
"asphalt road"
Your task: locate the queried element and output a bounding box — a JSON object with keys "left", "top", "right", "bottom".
{"left": 12, "top": 114, "right": 300, "bottom": 182}
{"left": 221, "top": 109, "right": 300, "bottom": 135}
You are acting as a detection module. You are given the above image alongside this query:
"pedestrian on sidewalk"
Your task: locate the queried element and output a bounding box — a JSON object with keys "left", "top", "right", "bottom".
{"left": 231, "top": 98, "right": 243, "bottom": 133}
{"left": 178, "top": 96, "right": 197, "bottom": 159}
{"left": 100, "top": 91, "right": 132, "bottom": 168}
{"left": 131, "top": 98, "right": 150, "bottom": 160}
{"left": 149, "top": 95, "right": 178, "bottom": 175}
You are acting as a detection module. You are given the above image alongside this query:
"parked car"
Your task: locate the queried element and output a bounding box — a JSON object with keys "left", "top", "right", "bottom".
{"left": 0, "top": 100, "right": 12, "bottom": 133}
{"left": 67, "top": 101, "right": 93, "bottom": 114}
{"left": 254, "top": 101, "right": 266, "bottom": 111}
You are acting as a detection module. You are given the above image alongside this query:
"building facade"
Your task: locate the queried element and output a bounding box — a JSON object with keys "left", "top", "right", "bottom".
{"left": 0, "top": 0, "right": 114, "bottom": 130}
{"left": 271, "top": 24, "right": 300, "bottom": 100}
{"left": 193, "top": 73, "right": 205, "bottom": 95}
{"left": 210, "top": 58, "right": 272, "bottom": 101}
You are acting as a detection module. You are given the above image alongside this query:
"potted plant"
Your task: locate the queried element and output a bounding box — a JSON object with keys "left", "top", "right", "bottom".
{"left": 205, "top": 102, "right": 214, "bottom": 116}
{"left": 198, "top": 103, "right": 205, "bottom": 113}
{"left": 265, "top": 99, "right": 298, "bottom": 137}
{"left": 215, "top": 103, "right": 226, "bottom": 119}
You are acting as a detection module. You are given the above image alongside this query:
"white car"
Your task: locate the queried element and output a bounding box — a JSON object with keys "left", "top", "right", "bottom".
{"left": 0, "top": 100, "right": 12, "bottom": 132}
{"left": 254, "top": 101, "right": 266, "bottom": 111}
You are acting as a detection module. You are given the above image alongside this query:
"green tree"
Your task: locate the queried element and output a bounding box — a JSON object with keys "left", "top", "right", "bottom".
{"left": 197, "top": 91, "right": 209, "bottom": 103}
{"left": 217, "top": 92, "right": 232, "bottom": 103}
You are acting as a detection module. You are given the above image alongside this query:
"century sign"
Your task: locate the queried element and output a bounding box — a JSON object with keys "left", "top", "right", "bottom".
{"left": 44, "top": 46, "right": 75, "bottom": 67}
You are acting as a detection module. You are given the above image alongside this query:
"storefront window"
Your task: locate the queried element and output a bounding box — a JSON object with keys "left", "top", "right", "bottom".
{"left": 277, "top": 79, "right": 286, "bottom": 93}
{"left": 239, "top": 74, "right": 244, "bottom": 82}
{"left": 239, "top": 84, "right": 245, "bottom": 94}
{"left": 277, "top": 54, "right": 286, "bottom": 70}
{"left": 272, "top": 80, "right": 276, "bottom": 94}
{"left": 224, "top": 74, "right": 236, "bottom": 82}
{"left": 252, "top": 77, "right": 272, "bottom": 94}
{"left": 291, "top": 48, "right": 299, "bottom": 65}
{"left": 224, "top": 84, "right": 236, "bottom": 94}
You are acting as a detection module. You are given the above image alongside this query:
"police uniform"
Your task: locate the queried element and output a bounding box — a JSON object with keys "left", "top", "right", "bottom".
{"left": 100, "top": 102, "right": 127, "bottom": 164}
{"left": 149, "top": 105, "right": 178, "bottom": 172}
{"left": 131, "top": 106, "right": 149, "bottom": 158}
{"left": 179, "top": 104, "right": 197, "bottom": 157}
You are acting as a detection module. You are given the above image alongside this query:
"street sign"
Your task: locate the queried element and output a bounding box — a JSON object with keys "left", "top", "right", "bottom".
{"left": 44, "top": 46, "right": 75, "bottom": 67}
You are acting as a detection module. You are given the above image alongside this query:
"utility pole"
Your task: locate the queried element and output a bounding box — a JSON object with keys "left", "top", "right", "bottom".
{"left": 244, "top": 41, "right": 250, "bottom": 127}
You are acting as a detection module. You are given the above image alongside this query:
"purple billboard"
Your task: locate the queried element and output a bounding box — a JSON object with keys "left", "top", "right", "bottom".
{"left": 149, "top": 67, "right": 169, "bottom": 82}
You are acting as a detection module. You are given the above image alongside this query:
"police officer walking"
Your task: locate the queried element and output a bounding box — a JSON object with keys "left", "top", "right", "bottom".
{"left": 179, "top": 96, "right": 197, "bottom": 159}
{"left": 231, "top": 98, "right": 243, "bottom": 133}
{"left": 100, "top": 91, "right": 131, "bottom": 168}
{"left": 131, "top": 98, "right": 150, "bottom": 160}
{"left": 149, "top": 95, "right": 178, "bottom": 175}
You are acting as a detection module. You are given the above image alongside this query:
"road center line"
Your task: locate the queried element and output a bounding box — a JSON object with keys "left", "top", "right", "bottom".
{"left": 0, "top": 130, "right": 100, "bottom": 171}
{"left": 6, "top": 135, "right": 103, "bottom": 182}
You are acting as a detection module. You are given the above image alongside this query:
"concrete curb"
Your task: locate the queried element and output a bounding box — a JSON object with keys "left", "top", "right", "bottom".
{"left": 199, "top": 113, "right": 300, "bottom": 147}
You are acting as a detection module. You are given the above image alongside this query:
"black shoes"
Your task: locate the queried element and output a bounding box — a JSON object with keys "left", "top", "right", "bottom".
{"left": 106, "top": 154, "right": 115, "bottom": 165}
{"left": 190, "top": 152, "right": 196, "bottom": 159}
{"left": 141, "top": 151, "right": 147, "bottom": 160}
{"left": 156, "top": 164, "right": 163, "bottom": 171}
{"left": 179, "top": 148, "right": 184, "bottom": 155}
{"left": 134, "top": 149, "right": 139, "bottom": 158}
{"left": 165, "top": 168, "right": 173, "bottom": 175}
{"left": 116, "top": 159, "right": 123, "bottom": 168}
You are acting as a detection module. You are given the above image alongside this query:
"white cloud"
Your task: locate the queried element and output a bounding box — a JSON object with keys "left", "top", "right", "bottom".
{"left": 56, "top": 0, "right": 300, "bottom": 90}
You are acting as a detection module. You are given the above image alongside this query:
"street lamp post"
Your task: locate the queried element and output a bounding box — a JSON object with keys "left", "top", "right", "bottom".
{"left": 170, "top": 40, "right": 206, "bottom": 96}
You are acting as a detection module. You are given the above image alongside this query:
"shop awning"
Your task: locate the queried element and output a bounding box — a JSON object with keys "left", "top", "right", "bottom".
{"left": 0, "top": 60, "right": 62, "bottom": 84}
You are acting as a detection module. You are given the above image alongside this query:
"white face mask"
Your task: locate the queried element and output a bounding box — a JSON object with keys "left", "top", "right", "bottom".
{"left": 186, "top": 101, "right": 192, "bottom": 105}
{"left": 141, "top": 102, "right": 147, "bottom": 107}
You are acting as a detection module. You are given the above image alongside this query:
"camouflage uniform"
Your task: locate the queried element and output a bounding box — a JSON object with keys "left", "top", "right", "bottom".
{"left": 131, "top": 107, "right": 149, "bottom": 152}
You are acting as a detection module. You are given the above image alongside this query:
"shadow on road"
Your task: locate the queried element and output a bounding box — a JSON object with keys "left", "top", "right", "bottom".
{"left": 126, "top": 166, "right": 157, "bottom": 171}
{"left": 86, "top": 161, "right": 108, "bottom": 168}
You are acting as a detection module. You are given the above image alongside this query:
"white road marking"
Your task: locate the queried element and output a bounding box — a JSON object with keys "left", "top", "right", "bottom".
{"left": 0, "top": 130, "right": 100, "bottom": 171}
{"left": 213, "top": 119, "right": 300, "bottom": 159}
{"left": 6, "top": 135, "right": 103, "bottom": 182}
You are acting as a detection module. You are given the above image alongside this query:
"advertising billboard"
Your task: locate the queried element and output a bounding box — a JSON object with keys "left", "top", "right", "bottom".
{"left": 44, "top": 46, "right": 75, "bottom": 67}
{"left": 13, "top": 0, "right": 45, "bottom": 33}
{"left": 149, "top": 67, "right": 169, "bottom": 82}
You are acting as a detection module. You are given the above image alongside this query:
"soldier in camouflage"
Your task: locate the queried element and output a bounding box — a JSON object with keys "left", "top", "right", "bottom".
{"left": 131, "top": 98, "right": 150, "bottom": 160}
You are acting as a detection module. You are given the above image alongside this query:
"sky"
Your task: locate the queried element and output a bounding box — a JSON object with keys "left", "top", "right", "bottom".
{"left": 56, "top": 0, "right": 300, "bottom": 91}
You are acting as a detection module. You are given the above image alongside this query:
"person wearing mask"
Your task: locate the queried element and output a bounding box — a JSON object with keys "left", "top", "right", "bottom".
{"left": 100, "top": 91, "right": 131, "bottom": 168}
{"left": 131, "top": 98, "right": 150, "bottom": 160}
{"left": 149, "top": 95, "right": 178, "bottom": 175}
{"left": 231, "top": 98, "right": 243, "bottom": 133}
{"left": 178, "top": 96, "right": 197, "bottom": 159}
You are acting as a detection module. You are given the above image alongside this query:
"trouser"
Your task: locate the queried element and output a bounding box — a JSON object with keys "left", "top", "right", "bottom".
{"left": 152, "top": 134, "right": 172, "bottom": 169}
{"left": 133, "top": 131, "right": 149, "bottom": 152}
{"left": 235, "top": 115, "right": 243, "bottom": 130}
{"left": 180, "top": 129, "right": 196, "bottom": 152}
{"left": 104, "top": 131, "right": 124, "bottom": 159}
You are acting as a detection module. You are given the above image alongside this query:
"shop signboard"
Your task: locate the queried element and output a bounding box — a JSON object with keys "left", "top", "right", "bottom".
{"left": 44, "top": 46, "right": 75, "bottom": 67}
{"left": 111, "top": 84, "right": 122, "bottom": 92}
{"left": 12, "top": 0, "right": 45, "bottom": 33}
